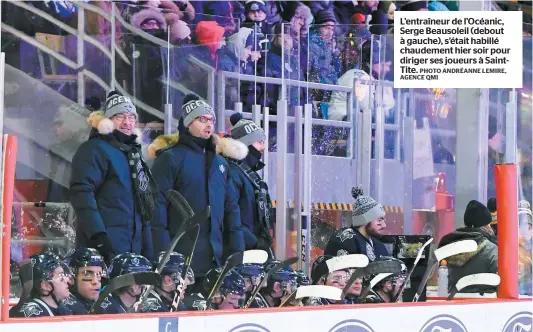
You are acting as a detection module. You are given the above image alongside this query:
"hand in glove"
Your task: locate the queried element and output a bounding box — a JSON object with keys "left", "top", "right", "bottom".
{"left": 90, "top": 232, "right": 117, "bottom": 263}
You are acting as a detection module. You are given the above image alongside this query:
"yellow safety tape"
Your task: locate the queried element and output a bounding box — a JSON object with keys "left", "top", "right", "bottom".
{"left": 270, "top": 201, "right": 403, "bottom": 213}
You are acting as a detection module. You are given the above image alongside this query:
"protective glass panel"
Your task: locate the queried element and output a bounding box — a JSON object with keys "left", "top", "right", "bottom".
{"left": 518, "top": 33, "right": 532, "bottom": 297}
{"left": 4, "top": 63, "right": 92, "bottom": 305}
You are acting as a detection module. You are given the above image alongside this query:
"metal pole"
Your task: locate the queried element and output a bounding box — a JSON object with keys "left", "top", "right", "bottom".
{"left": 234, "top": 102, "right": 243, "bottom": 115}
{"left": 294, "top": 106, "right": 303, "bottom": 269}
{"left": 164, "top": 104, "right": 173, "bottom": 135}
{"left": 251, "top": 105, "right": 261, "bottom": 126}
{"left": 345, "top": 92, "right": 354, "bottom": 159}
{"left": 275, "top": 99, "right": 288, "bottom": 260}
{"left": 374, "top": 81, "right": 385, "bottom": 202}
{"left": 77, "top": 7, "right": 85, "bottom": 105}
{"left": 504, "top": 89, "right": 517, "bottom": 164}
{"left": 262, "top": 107, "right": 270, "bottom": 183}
{"left": 217, "top": 73, "right": 226, "bottom": 133}
{"left": 302, "top": 103, "right": 312, "bottom": 273}
{"left": 164, "top": 26, "right": 172, "bottom": 134}
{"left": 110, "top": 4, "right": 116, "bottom": 90}
{"left": 357, "top": 84, "right": 372, "bottom": 195}
{"left": 403, "top": 117, "right": 415, "bottom": 235}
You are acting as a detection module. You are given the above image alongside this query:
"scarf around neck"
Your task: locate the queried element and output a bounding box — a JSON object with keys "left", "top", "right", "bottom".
{"left": 99, "top": 130, "right": 158, "bottom": 224}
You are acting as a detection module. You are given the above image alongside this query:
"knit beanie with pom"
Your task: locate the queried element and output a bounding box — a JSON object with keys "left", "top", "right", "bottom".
{"left": 229, "top": 112, "right": 266, "bottom": 146}
{"left": 181, "top": 93, "right": 216, "bottom": 128}
{"left": 351, "top": 186, "right": 386, "bottom": 227}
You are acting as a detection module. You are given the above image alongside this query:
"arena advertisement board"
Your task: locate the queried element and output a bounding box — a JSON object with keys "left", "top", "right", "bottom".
{"left": 0, "top": 301, "right": 531, "bottom": 332}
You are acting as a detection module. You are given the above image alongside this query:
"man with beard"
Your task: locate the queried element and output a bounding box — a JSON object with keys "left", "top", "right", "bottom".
{"left": 438, "top": 200, "right": 498, "bottom": 294}
{"left": 70, "top": 91, "right": 157, "bottom": 263}
{"left": 324, "top": 187, "right": 389, "bottom": 261}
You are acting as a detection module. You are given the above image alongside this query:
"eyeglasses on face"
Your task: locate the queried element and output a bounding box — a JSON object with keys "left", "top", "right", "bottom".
{"left": 197, "top": 116, "right": 216, "bottom": 124}
{"left": 113, "top": 114, "right": 137, "bottom": 122}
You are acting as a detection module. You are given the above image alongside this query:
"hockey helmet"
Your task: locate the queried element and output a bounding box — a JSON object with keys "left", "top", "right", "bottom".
{"left": 108, "top": 253, "right": 152, "bottom": 279}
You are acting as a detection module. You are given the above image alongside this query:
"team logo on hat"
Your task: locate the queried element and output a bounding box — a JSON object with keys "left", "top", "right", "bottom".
{"left": 184, "top": 100, "right": 211, "bottom": 115}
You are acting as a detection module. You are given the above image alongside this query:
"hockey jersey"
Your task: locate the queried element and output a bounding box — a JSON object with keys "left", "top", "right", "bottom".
{"left": 92, "top": 295, "right": 127, "bottom": 314}
{"left": 10, "top": 298, "right": 59, "bottom": 317}
{"left": 140, "top": 289, "right": 187, "bottom": 312}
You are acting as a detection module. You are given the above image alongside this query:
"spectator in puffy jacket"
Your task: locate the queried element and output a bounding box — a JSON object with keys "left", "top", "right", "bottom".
{"left": 150, "top": 94, "right": 244, "bottom": 288}
{"left": 369, "top": 1, "right": 396, "bottom": 35}
{"left": 438, "top": 200, "right": 498, "bottom": 294}
{"left": 277, "top": 2, "right": 313, "bottom": 77}
{"left": 219, "top": 27, "right": 264, "bottom": 109}
{"left": 218, "top": 113, "right": 275, "bottom": 257}
{"left": 241, "top": 0, "right": 270, "bottom": 42}
{"left": 70, "top": 91, "right": 158, "bottom": 262}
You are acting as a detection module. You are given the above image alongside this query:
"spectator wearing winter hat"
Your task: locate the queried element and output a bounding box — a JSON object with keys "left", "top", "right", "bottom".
{"left": 220, "top": 27, "right": 262, "bottom": 74}
{"left": 324, "top": 187, "right": 389, "bottom": 262}
{"left": 370, "top": 1, "right": 396, "bottom": 35}
{"left": 308, "top": 9, "right": 341, "bottom": 115}
{"left": 241, "top": 0, "right": 270, "bottom": 40}
{"left": 70, "top": 91, "right": 157, "bottom": 263}
{"left": 217, "top": 112, "right": 275, "bottom": 258}
{"left": 194, "top": 21, "right": 226, "bottom": 63}
{"left": 130, "top": 7, "right": 167, "bottom": 32}
{"left": 438, "top": 200, "right": 498, "bottom": 294}
{"left": 219, "top": 27, "right": 264, "bottom": 110}
{"left": 150, "top": 94, "right": 244, "bottom": 290}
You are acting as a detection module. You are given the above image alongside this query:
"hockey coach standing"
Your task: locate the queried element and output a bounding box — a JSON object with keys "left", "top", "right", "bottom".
{"left": 150, "top": 94, "right": 244, "bottom": 289}
{"left": 218, "top": 112, "right": 275, "bottom": 257}
{"left": 70, "top": 91, "right": 157, "bottom": 263}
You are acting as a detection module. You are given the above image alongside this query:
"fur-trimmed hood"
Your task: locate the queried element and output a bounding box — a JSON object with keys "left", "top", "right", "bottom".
{"left": 147, "top": 132, "right": 248, "bottom": 160}
{"left": 87, "top": 111, "right": 142, "bottom": 144}
{"left": 216, "top": 136, "right": 248, "bottom": 161}
{"left": 131, "top": 8, "right": 167, "bottom": 30}
{"left": 438, "top": 228, "right": 495, "bottom": 267}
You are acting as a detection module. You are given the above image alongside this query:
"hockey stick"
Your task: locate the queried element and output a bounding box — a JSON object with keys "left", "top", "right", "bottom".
{"left": 326, "top": 254, "right": 370, "bottom": 271}
{"left": 89, "top": 272, "right": 161, "bottom": 313}
{"left": 392, "top": 237, "right": 434, "bottom": 302}
{"left": 204, "top": 250, "right": 269, "bottom": 309}
{"left": 412, "top": 239, "right": 478, "bottom": 302}
{"left": 346, "top": 260, "right": 403, "bottom": 302}
{"left": 169, "top": 224, "right": 200, "bottom": 312}
{"left": 295, "top": 285, "right": 342, "bottom": 301}
{"left": 446, "top": 273, "right": 500, "bottom": 301}
{"left": 243, "top": 256, "right": 298, "bottom": 309}
{"left": 134, "top": 192, "right": 209, "bottom": 312}
{"left": 279, "top": 254, "right": 369, "bottom": 307}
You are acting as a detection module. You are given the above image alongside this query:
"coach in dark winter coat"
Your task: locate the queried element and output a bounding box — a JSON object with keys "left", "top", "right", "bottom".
{"left": 70, "top": 92, "right": 157, "bottom": 262}
{"left": 438, "top": 200, "right": 498, "bottom": 294}
{"left": 324, "top": 187, "right": 389, "bottom": 261}
{"left": 150, "top": 94, "right": 244, "bottom": 284}
{"left": 218, "top": 113, "right": 275, "bottom": 257}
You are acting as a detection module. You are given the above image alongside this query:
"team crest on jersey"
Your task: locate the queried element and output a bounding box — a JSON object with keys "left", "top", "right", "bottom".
{"left": 337, "top": 249, "right": 348, "bottom": 256}
{"left": 100, "top": 297, "right": 112, "bottom": 309}
{"left": 21, "top": 302, "right": 44, "bottom": 317}
{"left": 131, "top": 257, "right": 140, "bottom": 266}
{"left": 142, "top": 298, "right": 161, "bottom": 312}
{"left": 219, "top": 164, "right": 226, "bottom": 174}
{"left": 62, "top": 296, "right": 77, "bottom": 306}
{"left": 337, "top": 229, "right": 354, "bottom": 242}
{"left": 192, "top": 300, "right": 207, "bottom": 311}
